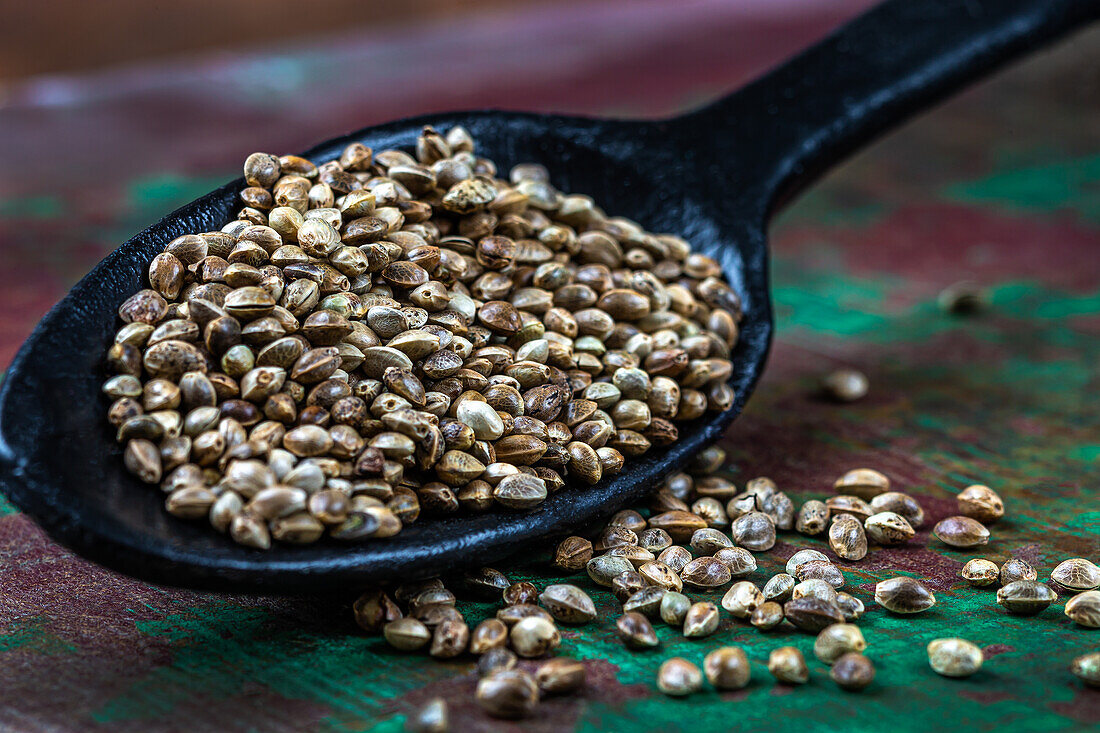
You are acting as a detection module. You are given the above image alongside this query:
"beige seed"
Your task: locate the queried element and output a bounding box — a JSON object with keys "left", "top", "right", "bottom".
{"left": 539, "top": 584, "right": 596, "bottom": 624}
{"left": 476, "top": 669, "right": 538, "bottom": 719}
{"left": 1070, "top": 652, "right": 1100, "bottom": 688}
{"left": 536, "top": 657, "right": 587, "bottom": 695}
{"left": 1065, "top": 591, "right": 1100, "bottom": 627}
{"left": 833, "top": 468, "right": 890, "bottom": 499}
{"left": 750, "top": 601, "right": 785, "bottom": 630}
{"left": 406, "top": 698, "right": 447, "bottom": 733}
{"left": 875, "top": 576, "right": 936, "bottom": 614}
{"left": 657, "top": 658, "right": 703, "bottom": 697}
{"left": 721, "top": 581, "right": 764, "bottom": 619}
{"left": 831, "top": 653, "right": 875, "bottom": 691}
{"left": 616, "top": 612, "right": 659, "bottom": 649}
{"left": 960, "top": 558, "right": 1000, "bottom": 587}
{"left": 996, "top": 580, "right": 1057, "bottom": 615}
{"left": 933, "top": 516, "right": 990, "bottom": 548}
{"left": 864, "top": 511, "right": 915, "bottom": 545}
{"left": 1000, "top": 557, "right": 1037, "bottom": 586}
{"left": 683, "top": 602, "right": 720, "bottom": 638}
{"left": 956, "top": 484, "right": 1004, "bottom": 524}
{"left": 1051, "top": 558, "right": 1100, "bottom": 592}
{"left": 768, "top": 647, "right": 808, "bottom": 684}
{"left": 927, "top": 638, "right": 983, "bottom": 677}
{"left": 510, "top": 616, "right": 561, "bottom": 658}
{"left": 829, "top": 514, "right": 869, "bottom": 561}
{"left": 814, "top": 623, "right": 867, "bottom": 664}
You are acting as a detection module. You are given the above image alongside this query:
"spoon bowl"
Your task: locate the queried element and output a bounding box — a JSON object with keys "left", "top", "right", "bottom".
{"left": 0, "top": 0, "right": 1093, "bottom": 592}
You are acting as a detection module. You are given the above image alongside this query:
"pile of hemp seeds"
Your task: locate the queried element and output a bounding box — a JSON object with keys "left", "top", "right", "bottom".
{"left": 365, "top": 454, "right": 1099, "bottom": 727}
{"left": 103, "top": 125, "right": 742, "bottom": 548}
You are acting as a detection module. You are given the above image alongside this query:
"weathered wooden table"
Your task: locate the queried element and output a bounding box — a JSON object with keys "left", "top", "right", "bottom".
{"left": 0, "top": 1, "right": 1096, "bottom": 730}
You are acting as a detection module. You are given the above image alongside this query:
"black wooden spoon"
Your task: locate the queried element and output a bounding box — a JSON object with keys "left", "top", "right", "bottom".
{"left": 0, "top": 0, "right": 1095, "bottom": 593}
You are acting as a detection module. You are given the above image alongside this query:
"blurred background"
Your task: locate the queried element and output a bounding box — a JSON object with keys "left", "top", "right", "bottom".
{"left": 0, "top": 0, "right": 1096, "bottom": 371}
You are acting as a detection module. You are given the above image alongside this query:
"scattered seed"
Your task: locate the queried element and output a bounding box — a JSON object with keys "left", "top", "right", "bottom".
{"left": 933, "top": 516, "right": 990, "bottom": 549}
{"left": 814, "top": 624, "right": 867, "bottom": 664}
{"left": 476, "top": 669, "right": 539, "bottom": 719}
{"left": 996, "top": 580, "right": 1057, "bottom": 615}
{"left": 927, "top": 638, "right": 983, "bottom": 678}
{"left": 831, "top": 653, "right": 875, "bottom": 691}
{"left": 657, "top": 658, "right": 703, "bottom": 697}
{"left": 956, "top": 484, "right": 1004, "bottom": 524}
{"left": 1051, "top": 558, "right": 1100, "bottom": 593}
{"left": 768, "top": 647, "right": 809, "bottom": 684}
{"left": 960, "top": 558, "right": 1000, "bottom": 587}
{"left": 704, "top": 647, "right": 750, "bottom": 690}
{"left": 875, "top": 577, "right": 936, "bottom": 614}
{"left": 617, "top": 612, "right": 660, "bottom": 649}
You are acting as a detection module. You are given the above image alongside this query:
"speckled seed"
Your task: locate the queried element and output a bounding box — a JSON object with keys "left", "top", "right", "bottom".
{"left": 933, "top": 516, "right": 990, "bottom": 548}
{"left": 864, "top": 511, "right": 915, "bottom": 545}
{"left": 622, "top": 587, "right": 667, "bottom": 619}
{"left": 750, "top": 601, "right": 785, "bottom": 630}
{"left": 689, "top": 527, "right": 734, "bottom": 555}
{"left": 875, "top": 577, "right": 936, "bottom": 614}
{"left": 721, "top": 581, "right": 764, "bottom": 619}
{"left": 1051, "top": 558, "right": 1100, "bottom": 593}
{"left": 833, "top": 468, "right": 890, "bottom": 499}
{"left": 785, "top": 549, "right": 829, "bottom": 575}
{"left": 1000, "top": 557, "right": 1037, "bottom": 586}
{"left": 680, "top": 557, "right": 733, "bottom": 589}
{"left": 769, "top": 647, "right": 809, "bottom": 684}
{"left": 539, "top": 584, "right": 596, "bottom": 624}
{"left": 796, "top": 500, "right": 830, "bottom": 535}
{"left": 927, "top": 638, "right": 984, "bottom": 678}
{"left": 639, "top": 561, "right": 683, "bottom": 592}
{"left": 870, "top": 491, "right": 926, "bottom": 527}
{"left": 476, "top": 669, "right": 538, "bottom": 719}
{"left": 712, "top": 546, "right": 757, "bottom": 577}
{"left": 1070, "top": 652, "right": 1100, "bottom": 688}
{"left": 705, "top": 647, "right": 750, "bottom": 690}
{"left": 616, "top": 612, "right": 659, "bottom": 649}
{"left": 764, "top": 574, "right": 797, "bottom": 603}
{"left": 658, "top": 546, "right": 692, "bottom": 574}
{"left": 536, "top": 657, "right": 587, "bottom": 695}
{"left": 683, "top": 602, "right": 720, "bottom": 638}
{"left": 829, "top": 515, "right": 868, "bottom": 561}
{"left": 831, "top": 653, "right": 875, "bottom": 691}
{"left": 794, "top": 560, "right": 845, "bottom": 589}
{"left": 657, "top": 658, "right": 703, "bottom": 697}
{"left": 430, "top": 618, "right": 469, "bottom": 659}
{"left": 554, "top": 536, "right": 594, "bottom": 572}
{"left": 996, "top": 580, "right": 1057, "bottom": 615}
{"left": 960, "top": 558, "right": 1000, "bottom": 587}
{"left": 731, "top": 512, "right": 776, "bottom": 551}
{"left": 792, "top": 579, "right": 838, "bottom": 604}
{"left": 814, "top": 624, "right": 867, "bottom": 664}
{"left": 956, "top": 484, "right": 1004, "bottom": 524}
{"left": 383, "top": 618, "right": 431, "bottom": 651}
{"left": 477, "top": 647, "right": 518, "bottom": 678}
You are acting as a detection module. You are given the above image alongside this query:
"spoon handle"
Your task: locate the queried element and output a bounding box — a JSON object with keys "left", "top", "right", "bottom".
{"left": 678, "top": 0, "right": 1099, "bottom": 217}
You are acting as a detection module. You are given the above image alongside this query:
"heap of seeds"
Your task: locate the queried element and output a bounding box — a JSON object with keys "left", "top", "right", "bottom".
{"left": 104, "top": 126, "right": 742, "bottom": 548}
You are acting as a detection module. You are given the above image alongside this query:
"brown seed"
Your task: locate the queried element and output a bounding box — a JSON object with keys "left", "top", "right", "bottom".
{"left": 648, "top": 511, "right": 707, "bottom": 543}
{"left": 933, "top": 516, "right": 990, "bottom": 548}
{"left": 875, "top": 576, "right": 936, "bottom": 614}
{"left": 794, "top": 560, "right": 845, "bottom": 589}
{"left": 996, "top": 580, "right": 1057, "bottom": 615}
{"left": 539, "top": 584, "right": 597, "bottom": 624}
{"left": 831, "top": 653, "right": 875, "bottom": 691}
{"left": 503, "top": 581, "right": 540, "bottom": 606}
{"left": 768, "top": 647, "right": 808, "bottom": 684}
{"left": 553, "top": 536, "right": 594, "bottom": 572}
{"left": 586, "top": 555, "right": 634, "bottom": 587}
{"left": 469, "top": 618, "right": 509, "bottom": 654}
{"left": 957, "top": 484, "right": 1004, "bottom": 523}
{"left": 353, "top": 590, "right": 402, "bottom": 634}
{"left": 639, "top": 561, "right": 683, "bottom": 592}
{"left": 683, "top": 602, "right": 720, "bottom": 638}
{"left": 657, "top": 658, "right": 702, "bottom": 697}
{"left": 825, "top": 495, "right": 873, "bottom": 522}
{"left": 960, "top": 558, "right": 1000, "bottom": 587}
{"left": 750, "top": 601, "right": 785, "bottom": 630}
{"left": 833, "top": 468, "right": 889, "bottom": 499}
{"left": 784, "top": 597, "right": 845, "bottom": 633}
{"left": 536, "top": 657, "right": 587, "bottom": 695}
{"left": 712, "top": 547, "right": 757, "bottom": 577}
{"left": 870, "top": 491, "right": 926, "bottom": 528}
{"left": 763, "top": 574, "right": 797, "bottom": 603}
{"left": 476, "top": 669, "right": 538, "bottom": 719}
{"left": 478, "top": 300, "right": 522, "bottom": 335}
{"left": 430, "top": 618, "right": 469, "bottom": 659}
{"left": 616, "top": 612, "right": 659, "bottom": 649}
{"left": 704, "top": 647, "right": 750, "bottom": 690}
{"left": 477, "top": 646, "right": 518, "bottom": 678}
{"left": 829, "top": 514, "right": 868, "bottom": 561}
{"left": 814, "top": 623, "right": 867, "bottom": 664}
{"left": 383, "top": 618, "right": 431, "bottom": 651}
